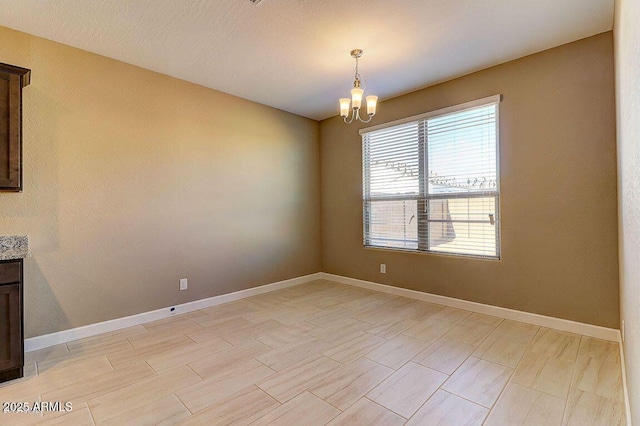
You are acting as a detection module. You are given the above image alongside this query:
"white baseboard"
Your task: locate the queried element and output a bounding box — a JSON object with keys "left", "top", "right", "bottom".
{"left": 619, "top": 338, "right": 633, "bottom": 426}
{"left": 321, "top": 273, "right": 620, "bottom": 342}
{"left": 25, "top": 271, "right": 619, "bottom": 351}
{"left": 24, "top": 272, "right": 323, "bottom": 352}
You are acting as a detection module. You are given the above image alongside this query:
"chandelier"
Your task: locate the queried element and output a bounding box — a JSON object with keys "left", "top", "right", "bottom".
{"left": 339, "top": 49, "right": 378, "bottom": 123}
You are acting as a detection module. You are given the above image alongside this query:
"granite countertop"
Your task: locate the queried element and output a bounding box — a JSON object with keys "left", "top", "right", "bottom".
{"left": 0, "top": 235, "right": 29, "bottom": 260}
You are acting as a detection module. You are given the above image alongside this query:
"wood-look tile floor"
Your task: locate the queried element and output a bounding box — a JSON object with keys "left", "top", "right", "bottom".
{"left": 0, "top": 280, "right": 626, "bottom": 425}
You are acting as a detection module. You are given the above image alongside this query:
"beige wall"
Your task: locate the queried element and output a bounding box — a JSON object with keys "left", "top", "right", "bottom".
{"left": 0, "top": 25, "right": 321, "bottom": 338}
{"left": 615, "top": 0, "right": 639, "bottom": 422}
{"left": 0, "top": 24, "right": 621, "bottom": 343}
{"left": 320, "top": 33, "right": 619, "bottom": 328}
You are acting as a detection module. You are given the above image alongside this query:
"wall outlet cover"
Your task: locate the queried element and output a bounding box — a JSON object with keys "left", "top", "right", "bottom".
{"left": 380, "top": 264, "right": 386, "bottom": 274}
{"left": 180, "top": 278, "right": 188, "bottom": 290}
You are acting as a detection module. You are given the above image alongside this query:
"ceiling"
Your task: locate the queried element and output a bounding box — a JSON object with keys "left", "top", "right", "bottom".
{"left": 0, "top": 0, "right": 613, "bottom": 120}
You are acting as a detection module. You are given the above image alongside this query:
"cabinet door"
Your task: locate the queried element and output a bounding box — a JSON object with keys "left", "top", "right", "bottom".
{"left": 0, "top": 284, "right": 21, "bottom": 371}
{"left": 0, "top": 71, "right": 21, "bottom": 190}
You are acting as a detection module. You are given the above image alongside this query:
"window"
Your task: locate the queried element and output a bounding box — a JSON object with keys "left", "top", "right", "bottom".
{"left": 362, "top": 95, "right": 501, "bottom": 259}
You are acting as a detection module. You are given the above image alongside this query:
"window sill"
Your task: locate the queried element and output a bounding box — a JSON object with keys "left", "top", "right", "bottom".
{"left": 363, "top": 245, "right": 501, "bottom": 261}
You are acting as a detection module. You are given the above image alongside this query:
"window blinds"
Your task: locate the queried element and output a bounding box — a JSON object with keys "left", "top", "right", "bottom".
{"left": 362, "top": 96, "right": 500, "bottom": 258}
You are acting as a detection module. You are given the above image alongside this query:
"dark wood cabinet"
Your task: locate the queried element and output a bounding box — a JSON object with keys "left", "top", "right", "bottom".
{"left": 0, "top": 63, "right": 30, "bottom": 192}
{"left": 0, "top": 259, "right": 23, "bottom": 383}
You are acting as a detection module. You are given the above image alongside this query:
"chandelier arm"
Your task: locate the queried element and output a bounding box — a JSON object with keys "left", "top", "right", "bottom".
{"left": 343, "top": 110, "right": 356, "bottom": 124}
{"left": 358, "top": 113, "right": 375, "bottom": 123}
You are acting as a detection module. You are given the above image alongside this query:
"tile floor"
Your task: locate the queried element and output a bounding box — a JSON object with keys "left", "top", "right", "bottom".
{"left": 0, "top": 280, "right": 626, "bottom": 425}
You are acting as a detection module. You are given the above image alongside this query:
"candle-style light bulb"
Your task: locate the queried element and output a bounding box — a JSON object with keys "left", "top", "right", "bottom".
{"left": 351, "top": 87, "right": 364, "bottom": 109}
{"left": 339, "top": 98, "right": 351, "bottom": 117}
{"left": 366, "top": 96, "right": 378, "bottom": 116}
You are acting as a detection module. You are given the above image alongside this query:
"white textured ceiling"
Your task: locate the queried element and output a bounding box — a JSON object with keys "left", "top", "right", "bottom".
{"left": 0, "top": 0, "right": 613, "bottom": 120}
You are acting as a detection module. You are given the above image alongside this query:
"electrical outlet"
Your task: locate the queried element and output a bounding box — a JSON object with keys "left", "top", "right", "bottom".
{"left": 380, "top": 263, "right": 386, "bottom": 274}
{"left": 622, "top": 320, "right": 625, "bottom": 342}
{"left": 179, "top": 278, "right": 188, "bottom": 291}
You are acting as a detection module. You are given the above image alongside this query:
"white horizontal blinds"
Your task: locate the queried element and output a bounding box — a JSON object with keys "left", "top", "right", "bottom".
{"left": 363, "top": 97, "right": 500, "bottom": 258}
{"left": 365, "top": 200, "right": 418, "bottom": 249}
{"left": 367, "top": 122, "right": 420, "bottom": 197}
{"left": 427, "top": 104, "right": 497, "bottom": 195}
{"left": 427, "top": 197, "right": 498, "bottom": 256}
{"left": 363, "top": 122, "right": 419, "bottom": 249}
{"left": 426, "top": 103, "right": 499, "bottom": 257}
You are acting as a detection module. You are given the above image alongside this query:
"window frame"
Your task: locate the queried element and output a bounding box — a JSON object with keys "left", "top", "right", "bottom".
{"left": 361, "top": 95, "right": 502, "bottom": 260}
